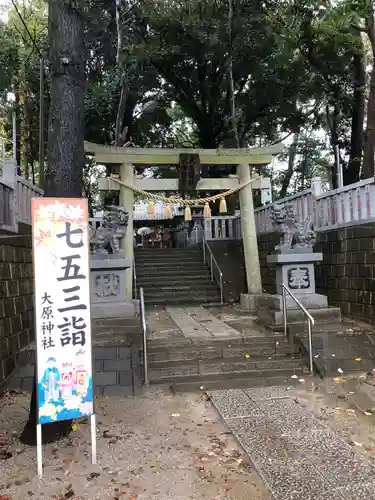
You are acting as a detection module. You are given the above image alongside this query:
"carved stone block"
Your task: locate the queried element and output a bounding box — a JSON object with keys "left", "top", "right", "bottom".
{"left": 90, "top": 206, "right": 129, "bottom": 255}
{"left": 270, "top": 202, "right": 316, "bottom": 253}
{"left": 90, "top": 255, "right": 135, "bottom": 318}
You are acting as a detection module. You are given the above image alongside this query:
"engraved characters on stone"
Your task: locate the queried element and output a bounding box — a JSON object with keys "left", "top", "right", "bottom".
{"left": 287, "top": 267, "right": 310, "bottom": 290}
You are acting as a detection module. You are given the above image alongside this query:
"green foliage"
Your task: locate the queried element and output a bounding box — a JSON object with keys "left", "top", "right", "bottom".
{"left": 1, "top": 0, "right": 374, "bottom": 197}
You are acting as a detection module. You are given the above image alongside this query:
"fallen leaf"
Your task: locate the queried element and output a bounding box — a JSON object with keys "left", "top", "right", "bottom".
{"left": 87, "top": 472, "right": 100, "bottom": 481}
{"left": 354, "top": 358, "right": 362, "bottom": 362}
{"left": 333, "top": 377, "right": 346, "bottom": 383}
{"left": 338, "top": 368, "right": 343, "bottom": 374}
{"left": 103, "top": 430, "right": 117, "bottom": 439}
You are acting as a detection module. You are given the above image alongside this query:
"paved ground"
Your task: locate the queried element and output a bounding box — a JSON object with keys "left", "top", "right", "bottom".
{"left": 147, "top": 306, "right": 268, "bottom": 342}
{"left": 210, "top": 375, "right": 375, "bottom": 500}
{"left": 0, "top": 388, "right": 269, "bottom": 500}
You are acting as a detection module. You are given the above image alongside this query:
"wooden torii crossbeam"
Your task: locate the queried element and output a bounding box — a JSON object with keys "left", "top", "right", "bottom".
{"left": 84, "top": 142, "right": 282, "bottom": 165}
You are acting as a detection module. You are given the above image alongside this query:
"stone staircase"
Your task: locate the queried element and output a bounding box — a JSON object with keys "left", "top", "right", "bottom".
{"left": 146, "top": 336, "right": 308, "bottom": 391}
{"left": 135, "top": 247, "right": 221, "bottom": 305}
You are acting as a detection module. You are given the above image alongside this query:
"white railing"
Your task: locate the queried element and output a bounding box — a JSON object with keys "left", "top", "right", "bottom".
{"left": 204, "top": 216, "right": 241, "bottom": 241}
{"left": 255, "top": 177, "right": 375, "bottom": 234}
{"left": 0, "top": 159, "right": 44, "bottom": 231}
{"left": 16, "top": 177, "right": 43, "bottom": 225}
{"left": 314, "top": 178, "right": 375, "bottom": 231}
{"left": 0, "top": 180, "right": 16, "bottom": 231}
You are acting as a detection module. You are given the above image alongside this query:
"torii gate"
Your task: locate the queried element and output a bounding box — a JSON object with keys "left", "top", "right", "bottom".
{"left": 84, "top": 142, "right": 283, "bottom": 303}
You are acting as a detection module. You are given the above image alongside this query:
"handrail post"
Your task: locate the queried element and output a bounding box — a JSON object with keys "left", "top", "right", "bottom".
{"left": 210, "top": 253, "right": 213, "bottom": 281}
{"left": 140, "top": 287, "right": 149, "bottom": 386}
{"left": 282, "top": 284, "right": 315, "bottom": 375}
{"left": 220, "top": 273, "right": 223, "bottom": 304}
{"left": 282, "top": 286, "right": 287, "bottom": 337}
{"left": 307, "top": 319, "right": 314, "bottom": 374}
{"left": 203, "top": 240, "right": 206, "bottom": 263}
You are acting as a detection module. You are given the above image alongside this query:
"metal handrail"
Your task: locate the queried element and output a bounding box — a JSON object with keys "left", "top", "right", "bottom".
{"left": 133, "top": 262, "right": 137, "bottom": 300}
{"left": 139, "top": 287, "right": 149, "bottom": 386}
{"left": 202, "top": 240, "right": 223, "bottom": 304}
{"left": 281, "top": 284, "right": 314, "bottom": 374}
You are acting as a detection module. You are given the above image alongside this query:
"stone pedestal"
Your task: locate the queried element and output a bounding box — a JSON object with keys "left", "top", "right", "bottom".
{"left": 90, "top": 252, "right": 135, "bottom": 318}
{"left": 266, "top": 252, "right": 327, "bottom": 309}
{"left": 257, "top": 251, "right": 333, "bottom": 328}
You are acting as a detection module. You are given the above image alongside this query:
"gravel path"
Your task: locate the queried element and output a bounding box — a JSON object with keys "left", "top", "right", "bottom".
{"left": 0, "top": 388, "right": 269, "bottom": 500}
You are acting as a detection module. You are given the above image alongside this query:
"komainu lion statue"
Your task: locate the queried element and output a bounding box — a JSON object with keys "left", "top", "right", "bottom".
{"left": 270, "top": 203, "right": 316, "bottom": 252}
{"left": 89, "top": 206, "right": 129, "bottom": 254}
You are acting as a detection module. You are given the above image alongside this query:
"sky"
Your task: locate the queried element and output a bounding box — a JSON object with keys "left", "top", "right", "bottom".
{"left": 0, "top": 0, "right": 9, "bottom": 21}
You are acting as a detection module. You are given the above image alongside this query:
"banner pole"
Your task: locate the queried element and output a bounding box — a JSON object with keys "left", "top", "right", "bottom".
{"left": 37, "top": 424, "right": 43, "bottom": 477}
{"left": 90, "top": 414, "right": 97, "bottom": 465}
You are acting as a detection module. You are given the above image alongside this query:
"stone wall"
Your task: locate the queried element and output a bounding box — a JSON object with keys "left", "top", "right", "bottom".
{"left": 0, "top": 235, "right": 34, "bottom": 385}
{"left": 258, "top": 232, "right": 278, "bottom": 295}
{"left": 207, "top": 240, "right": 247, "bottom": 302}
{"left": 257, "top": 223, "right": 375, "bottom": 324}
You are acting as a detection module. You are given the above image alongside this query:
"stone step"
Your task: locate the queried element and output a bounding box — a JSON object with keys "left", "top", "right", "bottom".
{"left": 136, "top": 261, "right": 207, "bottom": 269}
{"left": 135, "top": 248, "right": 200, "bottom": 253}
{"left": 147, "top": 335, "right": 291, "bottom": 348}
{"left": 169, "top": 374, "right": 308, "bottom": 392}
{"left": 136, "top": 268, "right": 210, "bottom": 278}
{"left": 144, "top": 295, "right": 221, "bottom": 306}
{"left": 135, "top": 252, "right": 202, "bottom": 260}
{"left": 147, "top": 342, "right": 297, "bottom": 363}
{"left": 257, "top": 306, "right": 342, "bottom": 328}
{"left": 141, "top": 283, "right": 219, "bottom": 293}
{"left": 137, "top": 275, "right": 212, "bottom": 286}
{"left": 150, "top": 365, "right": 306, "bottom": 388}
{"left": 144, "top": 284, "right": 218, "bottom": 293}
{"left": 149, "top": 356, "right": 306, "bottom": 381}
{"left": 288, "top": 322, "right": 348, "bottom": 336}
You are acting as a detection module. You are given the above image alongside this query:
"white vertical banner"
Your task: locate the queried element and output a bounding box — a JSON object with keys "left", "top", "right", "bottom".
{"left": 32, "top": 198, "right": 96, "bottom": 475}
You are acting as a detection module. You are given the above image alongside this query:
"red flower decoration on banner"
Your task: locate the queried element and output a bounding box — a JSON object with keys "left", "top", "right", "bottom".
{"left": 34, "top": 229, "right": 52, "bottom": 246}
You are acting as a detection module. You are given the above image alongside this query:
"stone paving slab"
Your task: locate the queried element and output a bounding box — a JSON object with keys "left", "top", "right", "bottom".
{"left": 186, "top": 306, "right": 241, "bottom": 337}
{"left": 226, "top": 417, "right": 341, "bottom": 500}
{"left": 206, "top": 388, "right": 265, "bottom": 419}
{"left": 298, "top": 332, "right": 375, "bottom": 377}
{"left": 165, "top": 307, "right": 211, "bottom": 337}
{"left": 244, "top": 386, "right": 294, "bottom": 401}
{"left": 209, "top": 387, "right": 375, "bottom": 500}
{"left": 257, "top": 397, "right": 325, "bottom": 433}
{"left": 337, "top": 479, "right": 375, "bottom": 500}
{"left": 165, "top": 306, "right": 244, "bottom": 339}
{"left": 289, "top": 429, "right": 375, "bottom": 486}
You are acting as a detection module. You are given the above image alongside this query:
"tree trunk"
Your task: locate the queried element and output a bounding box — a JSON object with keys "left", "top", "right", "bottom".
{"left": 362, "top": 6, "right": 375, "bottom": 179}
{"left": 44, "top": 0, "right": 85, "bottom": 197}
{"left": 279, "top": 132, "right": 299, "bottom": 199}
{"left": 114, "top": 0, "right": 130, "bottom": 146}
{"left": 326, "top": 105, "right": 339, "bottom": 189}
{"left": 345, "top": 30, "right": 365, "bottom": 185}
{"left": 20, "top": 0, "right": 85, "bottom": 447}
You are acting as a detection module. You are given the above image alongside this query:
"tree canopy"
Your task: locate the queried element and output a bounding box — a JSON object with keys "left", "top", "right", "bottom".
{"left": 1, "top": 0, "right": 375, "bottom": 198}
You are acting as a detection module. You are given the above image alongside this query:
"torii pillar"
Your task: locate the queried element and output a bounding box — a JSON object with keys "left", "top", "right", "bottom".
{"left": 119, "top": 162, "right": 134, "bottom": 300}
{"left": 238, "top": 163, "right": 262, "bottom": 309}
